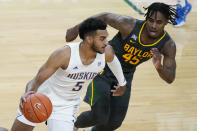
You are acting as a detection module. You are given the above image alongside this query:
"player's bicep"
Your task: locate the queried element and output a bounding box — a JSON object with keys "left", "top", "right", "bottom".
{"left": 105, "top": 45, "right": 115, "bottom": 63}
{"left": 116, "top": 16, "right": 136, "bottom": 36}
{"left": 34, "top": 63, "right": 56, "bottom": 84}
{"left": 102, "top": 13, "right": 136, "bottom": 37}
{"left": 34, "top": 47, "right": 69, "bottom": 85}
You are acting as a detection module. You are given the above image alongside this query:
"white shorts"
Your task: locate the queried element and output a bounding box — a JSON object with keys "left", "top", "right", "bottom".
{"left": 16, "top": 105, "right": 79, "bottom": 131}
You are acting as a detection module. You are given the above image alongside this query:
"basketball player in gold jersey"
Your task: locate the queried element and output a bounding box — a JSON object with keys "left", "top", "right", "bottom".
{"left": 66, "top": 2, "right": 177, "bottom": 131}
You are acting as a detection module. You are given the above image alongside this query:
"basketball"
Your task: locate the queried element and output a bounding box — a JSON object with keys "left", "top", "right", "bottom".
{"left": 20, "top": 93, "right": 52, "bottom": 123}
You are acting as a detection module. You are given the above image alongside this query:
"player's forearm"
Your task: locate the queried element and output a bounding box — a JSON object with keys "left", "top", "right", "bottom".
{"left": 66, "top": 13, "right": 108, "bottom": 42}
{"left": 25, "top": 74, "right": 45, "bottom": 92}
{"left": 65, "top": 24, "right": 80, "bottom": 42}
{"left": 107, "top": 55, "right": 126, "bottom": 86}
{"left": 25, "top": 79, "right": 40, "bottom": 93}
{"left": 156, "top": 65, "right": 176, "bottom": 84}
{"left": 66, "top": 12, "right": 119, "bottom": 42}
{"left": 72, "top": 13, "right": 108, "bottom": 28}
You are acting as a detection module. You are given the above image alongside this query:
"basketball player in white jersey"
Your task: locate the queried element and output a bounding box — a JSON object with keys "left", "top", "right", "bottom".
{"left": 11, "top": 18, "right": 126, "bottom": 131}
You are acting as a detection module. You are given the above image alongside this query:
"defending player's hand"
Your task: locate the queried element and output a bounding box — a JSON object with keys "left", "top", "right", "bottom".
{"left": 150, "top": 48, "right": 162, "bottom": 69}
{"left": 65, "top": 26, "right": 79, "bottom": 42}
{"left": 111, "top": 85, "right": 126, "bottom": 96}
{"left": 19, "top": 91, "right": 35, "bottom": 109}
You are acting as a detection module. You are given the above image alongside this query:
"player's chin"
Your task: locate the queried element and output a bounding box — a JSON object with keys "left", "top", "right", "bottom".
{"left": 149, "top": 32, "right": 159, "bottom": 39}
{"left": 98, "top": 48, "right": 105, "bottom": 54}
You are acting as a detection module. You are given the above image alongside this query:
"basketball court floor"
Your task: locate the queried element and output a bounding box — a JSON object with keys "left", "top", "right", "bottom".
{"left": 0, "top": 0, "right": 196, "bottom": 130}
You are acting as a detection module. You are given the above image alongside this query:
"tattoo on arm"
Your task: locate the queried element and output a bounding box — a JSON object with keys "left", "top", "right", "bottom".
{"left": 159, "top": 40, "right": 176, "bottom": 83}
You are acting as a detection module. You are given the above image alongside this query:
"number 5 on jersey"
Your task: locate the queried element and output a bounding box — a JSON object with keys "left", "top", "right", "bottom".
{"left": 72, "top": 82, "right": 85, "bottom": 91}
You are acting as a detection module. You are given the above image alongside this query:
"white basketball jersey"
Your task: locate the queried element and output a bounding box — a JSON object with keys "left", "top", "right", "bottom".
{"left": 38, "top": 42, "right": 105, "bottom": 107}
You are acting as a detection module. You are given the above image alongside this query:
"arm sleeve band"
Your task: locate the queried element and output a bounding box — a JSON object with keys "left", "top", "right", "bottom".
{"left": 107, "top": 55, "right": 126, "bottom": 86}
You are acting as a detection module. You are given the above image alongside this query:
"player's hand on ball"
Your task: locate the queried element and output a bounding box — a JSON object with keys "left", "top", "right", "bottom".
{"left": 20, "top": 93, "right": 52, "bottom": 123}
{"left": 111, "top": 85, "right": 126, "bottom": 96}
{"left": 20, "top": 91, "right": 35, "bottom": 109}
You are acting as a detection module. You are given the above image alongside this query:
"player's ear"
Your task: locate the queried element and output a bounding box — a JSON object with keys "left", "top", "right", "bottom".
{"left": 164, "top": 19, "right": 168, "bottom": 25}
{"left": 86, "top": 36, "right": 93, "bottom": 44}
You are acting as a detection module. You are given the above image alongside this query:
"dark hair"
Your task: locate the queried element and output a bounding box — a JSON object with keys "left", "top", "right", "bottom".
{"left": 79, "top": 18, "right": 107, "bottom": 40}
{"left": 144, "top": 2, "right": 178, "bottom": 24}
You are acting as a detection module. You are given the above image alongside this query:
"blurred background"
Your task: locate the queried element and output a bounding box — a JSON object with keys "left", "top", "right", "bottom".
{"left": 0, "top": 0, "right": 196, "bottom": 130}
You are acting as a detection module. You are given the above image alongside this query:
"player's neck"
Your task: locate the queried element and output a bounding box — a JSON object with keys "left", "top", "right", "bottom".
{"left": 79, "top": 42, "right": 97, "bottom": 65}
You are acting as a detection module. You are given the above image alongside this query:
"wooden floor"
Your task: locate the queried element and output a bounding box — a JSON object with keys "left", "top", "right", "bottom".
{"left": 0, "top": 0, "right": 197, "bottom": 131}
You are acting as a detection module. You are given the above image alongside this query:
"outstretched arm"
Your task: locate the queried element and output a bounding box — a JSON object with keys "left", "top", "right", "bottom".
{"left": 105, "top": 45, "right": 127, "bottom": 96}
{"left": 150, "top": 40, "right": 176, "bottom": 84}
{"left": 66, "top": 12, "right": 136, "bottom": 42}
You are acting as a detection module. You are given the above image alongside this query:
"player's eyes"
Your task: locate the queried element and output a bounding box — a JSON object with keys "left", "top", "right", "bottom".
{"left": 149, "top": 19, "right": 154, "bottom": 23}
{"left": 100, "top": 37, "right": 105, "bottom": 41}
{"left": 157, "top": 21, "right": 162, "bottom": 24}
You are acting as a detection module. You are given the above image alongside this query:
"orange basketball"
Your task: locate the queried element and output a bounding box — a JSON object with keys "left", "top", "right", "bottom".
{"left": 20, "top": 93, "right": 52, "bottom": 123}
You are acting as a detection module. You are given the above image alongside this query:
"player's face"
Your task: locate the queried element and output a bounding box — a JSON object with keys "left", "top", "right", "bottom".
{"left": 146, "top": 11, "right": 168, "bottom": 39}
{"left": 92, "top": 30, "right": 108, "bottom": 54}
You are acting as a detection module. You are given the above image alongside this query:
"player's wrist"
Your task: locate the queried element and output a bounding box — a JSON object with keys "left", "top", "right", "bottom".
{"left": 119, "top": 79, "right": 127, "bottom": 87}
{"left": 154, "top": 62, "right": 162, "bottom": 69}
{"left": 155, "top": 64, "right": 163, "bottom": 71}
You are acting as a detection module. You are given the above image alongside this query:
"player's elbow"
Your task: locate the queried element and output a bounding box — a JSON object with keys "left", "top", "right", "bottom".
{"left": 95, "top": 12, "right": 111, "bottom": 21}
{"left": 166, "top": 77, "right": 175, "bottom": 84}
{"left": 99, "top": 12, "right": 110, "bottom": 16}
{"left": 166, "top": 79, "right": 173, "bottom": 84}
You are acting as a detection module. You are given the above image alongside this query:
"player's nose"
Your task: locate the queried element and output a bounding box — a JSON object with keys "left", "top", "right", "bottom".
{"left": 104, "top": 40, "right": 108, "bottom": 46}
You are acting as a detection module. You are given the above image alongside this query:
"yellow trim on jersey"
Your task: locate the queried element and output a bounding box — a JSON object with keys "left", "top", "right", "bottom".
{"left": 130, "top": 39, "right": 136, "bottom": 44}
{"left": 99, "top": 69, "right": 104, "bottom": 75}
{"left": 90, "top": 81, "right": 94, "bottom": 106}
{"left": 138, "top": 21, "right": 166, "bottom": 47}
